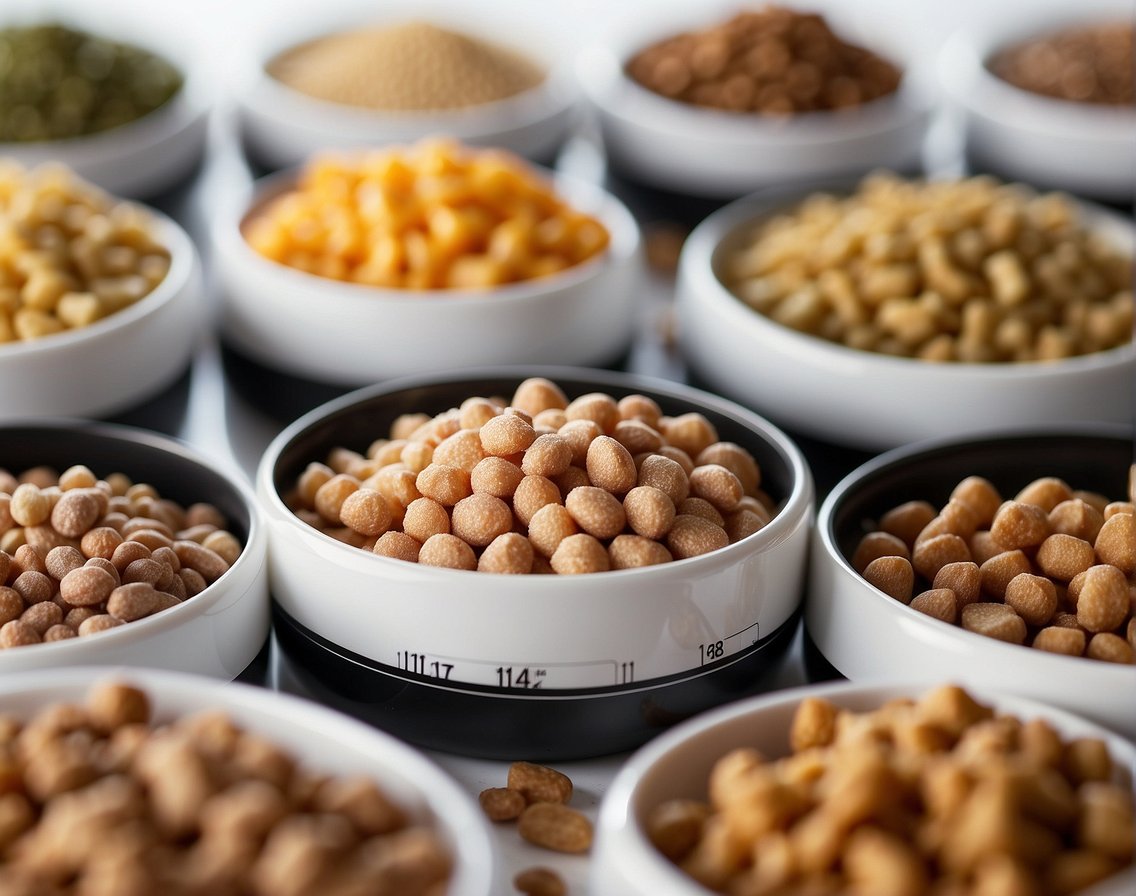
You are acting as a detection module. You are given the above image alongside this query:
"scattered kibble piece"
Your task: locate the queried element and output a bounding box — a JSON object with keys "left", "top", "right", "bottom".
{"left": 285, "top": 378, "right": 775, "bottom": 574}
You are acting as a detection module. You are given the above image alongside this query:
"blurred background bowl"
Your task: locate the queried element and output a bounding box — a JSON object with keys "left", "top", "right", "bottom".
{"left": 592, "top": 680, "right": 1136, "bottom": 895}
{"left": 807, "top": 426, "right": 1136, "bottom": 739}
{"left": 0, "top": 211, "right": 201, "bottom": 420}
{"left": 236, "top": 2, "right": 578, "bottom": 170}
{"left": 0, "top": 420, "right": 268, "bottom": 679}
{"left": 215, "top": 168, "right": 641, "bottom": 387}
{"left": 0, "top": 666, "right": 495, "bottom": 896}
{"left": 676, "top": 183, "right": 1135, "bottom": 450}
{"left": 258, "top": 367, "right": 813, "bottom": 759}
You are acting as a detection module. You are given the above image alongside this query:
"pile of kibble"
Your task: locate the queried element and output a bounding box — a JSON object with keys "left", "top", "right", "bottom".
{"left": 853, "top": 473, "right": 1136, "bottom": 664}
{"left": 626, "top": 7, "right": 901, "bottom": 114}
{"left": 650, "top": 685, "right": 1135, "bottom": 894}
{"left": 0, "top": 681, "right": 451, "bottom": 895}
{"left": 0, "top": 464, "right": 240, "bottom": 649}
{"left": 286, "top": 377, "right": 776, "bottom": 574}
{"left": 0, "top": 24, "right": 182, "bottom": 143}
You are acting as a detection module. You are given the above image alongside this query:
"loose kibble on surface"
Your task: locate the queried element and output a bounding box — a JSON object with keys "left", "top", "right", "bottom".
{"left": 244, "top": 140, "right": 609, "bottom": 291}
{"left": 479, "top": 787, "right": 526, "bottom": 822}
{"left": 518, "top": 802, "right": 594, "bottom": 853}
{"left": 285, "top": 381, "right": 771, "bottom": 573}
{"left": 651, "top": 685, "right": 1136, "bottom": 894}
{"left": 0, "top": 468, "right": 241, "bottom": 650}
{"left": 724, "top": 173, "right": 1133, "bottom": 363}
{"left": 0, "top": 681, "right": 452, "bottom": 893}
{"left": 514, "top": 866, "right": 566, "bottom": 896}
{"left": 508, "top": 761, "right": 573, "bottom": 805}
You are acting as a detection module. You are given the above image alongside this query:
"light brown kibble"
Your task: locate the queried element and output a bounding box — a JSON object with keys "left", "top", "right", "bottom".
{"left": 991, "top": 500, "right": 1051, "bottom": 550}
{"left": 481, "top": 413, "right": 537, "bottom": 457}
{"left": 518, "top": 803, "right": 593, "bottom": 853}
{"left": 1095, "top": 512, "right": 1136, "bottom": 574}
{"left": 932, "top": 561, "right": 981, "bottom": 607}
{"left": 479, "top": 787, "right": 526, "bottom": 822}
{"left": 373, "top": 531, "right": 421, "bottom": 563}
{"left": 585, "top": 436, "right": 637, "bottom": 494}
{"left": 417, "top": 533, "right": 476, "bottom": 570}
{"left": 527, "top": 504, "right": 578, "bottom": 558}
{"left": 550, "top": 533, "right": 610, "bottom": 574}
{"left": 313, "top": 474, "right": 360, "bottom": 524}
{"left": 637, "top": 453, "right": 689, "bottom": 505}
{"left": 863, "top": 555, "right": 915, "bottom": 603}
{"left": 852, "top": 531, "right": 910, "bottom": 573}
{"left": 451, "top": 494, "right": 513, "bottom": 548}
{"left": 558, "top": 419, "right": 602, "bottom": 466}
{"left": 513, "top": 866, "right": 566, "bottom": 896}
{"left": 1016, "top": 476, "right": 1073, "bottom": 513}
{"left": 961, "top": 602, "right": 1027, "bottom": 644}
{"left": 512, "top": 476, "right": 561, "bottom": 527}
{"left": 879, "top": 500, "right": 937, "bottom": 547}
{"left": 1049, "top": 499, "right": 1105, "bottom": 543}
{"left": 1076, "top": 565, "right": 1129, "bottom": 632}
{"left": 617, "top": 393, "right": 663, "bottom": 427}
{"left": 950, "top": 477, "right": 1003, "bottom": 527}
{"left": 979, "top": 550, "right": 1032, "bottom": 600}
{"left": 339, "top": 488, "right": 392, "bottom": 537}
{"left": 522, "top": 434, "right": 573, "bottom": 479}
{"left": 609, "top": 534, "right": 673, "bottom": 569}
{"left": 1036, "top": 533, "right": 1096, "bottom": 581}
{"left": 416, "top": 463, "right": 472, "bottom": 507}
{"left": 911, "top": 588, "right": 959, "bottom": 623}
{"left": 667, "top": 514, "right": 729, "bottom": 560}
{"left": 508, "top": 761, "right": 573, "bottom": 804}
{"left": 688, "top": 464, "right": 743, "bottom": 513}
{"left": 1033, "top": 626, "right": 1086, "bottom": 657}
{"left": 565, "top": 392, "right": 620, "bottom": 433}
{"left": 660, "top": 413, "right": 718, "bottom": 458}
{"left": 565, "top": 486, "right": 626, "bottom": 539}
{"left": 912, "top": 533, "right": 971, "bottom": 580}
{"left": 1004, "top": 573, "right": 1058, "bottom": 626}
{"left": 471, "top": 456, "right": 524, "bottom": 498}
{"left": 1086, "top": 632, "right": 1134, "bottom": 664}
{"left": 478, "top": 533, "right": 533, "bottom": 574}
{"left": 511, "top": 378, "right": 568, "bottom": 417}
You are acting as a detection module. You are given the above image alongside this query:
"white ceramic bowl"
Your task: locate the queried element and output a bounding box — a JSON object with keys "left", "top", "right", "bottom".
{"left": 940, "top": 2, "right": 1136, "bottom": 201}
{"left": 0, "top": 420, "right": 268, "bottom": 680}
{"left": 0, "top": 210, "right": 201, "bottom": 420}
{"left": 577, "top": 1, "right": 933, "bottom": 198}
{"left": 236, "top": 3, "right": 577, "bottom": 170}
{"left": 258, "top": 367, "right": 813, "bottom": 759}
{"left": 806, "top": 427, "right": 1136, "bottom": 740}
{"left": 676, "top": 185, "right": 1136, "bottom": 451}
{"left": 593, "top": 680, "right": 1136, "bottom": 896}
{"left": 215, "top": 168, "right": 641, "bottom": 387}
{"left": 0, "top": 6, "right": 209, "bottom": 198}
{"left": 0, "top": 666, "right": 494, "bottom": 896}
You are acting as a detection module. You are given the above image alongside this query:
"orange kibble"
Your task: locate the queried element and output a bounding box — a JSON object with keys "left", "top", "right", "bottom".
{"left": 979, "top": 550, "right": 1032, "bottom": 600}
{"left": 586, "top": 436, "right": 637, "bottom": 495}
{"left": 314, "top": 474, "right": 360, "bottom": 524}
{"left": 338, "top": 489, "right": 392, "bottom": 537}
{"left": 527, "top": 504, "right": 578, "bottom": 558}
{"left": 513, "top": 475, "right": 562, "bottom": 527}
{"left": 1015, "top": 477, "right": 1073, "bottom": 513}
{"left": 372, "top": 531, "right": 421, "bottom": 563}
{"left": 609, "top": 534, "right": 673, "bottom": 569}
{"left": 660, "top": 413, "right": 718, "bottom": 458}
{"left": 470, "top": 456, "right": 524, "bottom": 499}
{"left": 417, "top": 533, "right": 476, "bottom": 570}
{"left": 451, "top": 494, "right": 513, "bottom": 548}
{"left": 512, "top": 378, "right": 569, "bottom": 417}
{"left": 433, "top": 429, "right": 486, "bottom": 474}
{"left": 1035, "top": 534, "right": 1095, "bottom": 582}
{"left": 415, "top": 464, "right": 472, "bottom": 507}
{"left": 863, "top": 556, "right": 914, "bottom": 603}
{"left": 911, "top": 588, "right": 958, "bottom": 624}
{"left": 478, "top": 532, "right": 534, "bottom": 574}
{"left": 565, "top": 487, "right": 626, "bottom": 540}
{"left": 480, "top": 414, "right": 537, "bottom": 458}
{"left": 617, "top": 394, "right": 663, "bottom": 428}
{"left": 521, "top": 434, "right": 573, "bottom": 479}
{"left": 1004, "top": 573, "right": 1058, "bottom": 626}
{"left": 564, "top": 392, "right": 620, "bottom": 434}
{"left": 558, "top": 419, "right": 602, "bottom": 466}
{"left": 402, "top": 497, "right": 451, "bottom": 543}
{"left": 459, "top": 397, "right": 498, "bottom": 430}
{"left": 550, "top": 533, "right": 610, "bottom": 575}
{"left": 879, "top": 500, "right": 937, "bottom": 548}
{"left": 990, "top": 501, "right": 1051, "bottom": 550}
{"left": 932, "top": 561, "right": 981, "bottom": 607}
{"left": 553, "top": 466, "right": 591, "bottom": 499}
{"left": 950, "top": 477, "right": 1003, "bottom": 527}
{"left": 1094, "top": 513, "right": 1136, "bottom": 574}
{"left": 912, "top": 534, "right": 971, "bottom": 581}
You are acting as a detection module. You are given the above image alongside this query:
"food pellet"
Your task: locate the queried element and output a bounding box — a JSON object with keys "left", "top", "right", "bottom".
{"left": 479, "top": 787, "right": 526, "bottom": 822}
{"left": 626, "top": 7, "right": 900, "bottom": 114}
{"left": 648, "top": 685, "right": 1135, "bottom": 894}
{"left": 0, "top": 466, "right": 239, "bottom": 650}
{"left": 514, "top": 866, "right": 566, "bottom": 896}
{"left": 0, "top": 163, "right": 172, "bottom": 345}
{"left": 0, "top": 681, "right": 451, "bottom": 894}
{"left": 724, "top": 174, "right": 1133, "bottom": 362}
{"left": 268, "top": 21, "right": 544, "bottom": 111}
{"left": 284, "top": 378, "right": 774, "bottom": 574}
{"left": 244, "top": 140, "right": 610, "bottom": 290}
{"left": 854, "top": 473, "right": 1135, "bottom": 662}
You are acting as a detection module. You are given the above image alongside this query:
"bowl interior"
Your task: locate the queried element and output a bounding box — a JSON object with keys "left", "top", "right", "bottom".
{"left": 827, "top": 428, "right": 1132, "bottom": 564}
{"left": 1, "top": 422, "right": 250, "bottom": 546}
{"left": 270, "top": 370, "right": 799, "bottom": 515}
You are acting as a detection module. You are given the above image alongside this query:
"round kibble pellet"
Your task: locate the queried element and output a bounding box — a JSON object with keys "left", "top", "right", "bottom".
{"left": 517, "top": 803, "right": 593, "bottom": 854}
{"left": 1076, "top": 565, "right": 1129, "bottom": 633}
{"left": 1049, "top": 499, "right": 1104, "bottom": 543}
{"left": 912, "top": 534, "right": 971, "bottom": 581}
{"left": 451, "top": 494, "right": 513, "bottom": 548}
{"left": 696, "top": 442, "right": 760, "bottom": 494}
{"left": 617, "top": 393, "right": 663, "bottom": 427}
{"left": 621, "top": 485, "right": 675, "bottom": 540}
{"left": 9, "top": 484, "right": 50, "bottom": 527}
{"left": 433, "top": 429, "right": 485, "bottom": 474}
{"left": 80, "top": 526, "right": 123, "bottom": 560}
{"left": 479, "top": 787, "right": 526, "bottom": 822}
{"left": 911, "top": 588, "right": 959, "bottom": 623}
{"left": 512, "top": 378, "right": 568, "bottom": 417}
{"left": 852, "top": 532, "right": 910, "bottom": 574}
{"left": 724, "top": 508, "right": 766, "bottom": 543}
{"left": 667, "top": 514, "right": 729, "bottom": 560}
{"left": 677, "top": 497, "right": 725, "bottom": 527}
{"left": 991, "top": 501, "right": 1051, "bottom": 550}
{"left": 950, "top": 477, "right": 1003, "bottom": 528}
{"left": 585, "top": 436, "right": 637, "bottom": 494}
{"left": 522, "top": 434, "right": 573, "bottom": 478}
{"left": 514, "top": 866, "right": 566, "bottom": 896}
{"left": 637, "top": 454, "right": 689, "bottom": 505}
{"left": 417, "top": 533, "right": 477, "bottom": 570}
{"left": 550, "top": 533, "right": 610, "bottom": 574}
{"left": 553, "top": 466, "right": 591, "bottom": 500}
{"left": 660, "top": 413, "right": 718, "bottom": 458}
{"left": 558, "top": 419, "right": 602, "bottom": 466}
{"left": 12, "top": 570, "right": 52, "bottom": 605}
{"left": 373, "top": 531, "right": 421, "bottom": 563}
{"left": 979, "top": 550, "right": 1032, "bottom": 600}
{"left": 314, "top": 474, "right": 360, "bottom": 524}
{"left": 1033, "top": 626, "right": 1086, "bottom": 657}
{"left": 403, "top": 497, "right": 451, "bottom": 543}
{"left": 961, "top": 602, "right": 1027, "bottom": 644}
{"left": 609, "top": 534, "right": 673, "bottom": 569}
{"left": 1095, "top": 513, "right": 1136, "bottom": 574}
{"left": 1004, "top": 573, "right": 1058, "bottom": 626}
{"left": 931, "top": 561, "right": 981, "bottom": 607}
{"left": 1016, "top": 477, "right": 1073, "bottom": 513}
{"left": 527, "top": 504, "right": 578, "bottom": 558}
{"left": 863, "top": 556, "right": 914, "bottom": 603}
{"left": 1087, "top": 632, "right": 1134, "bottom": 664}
{"left": 1036, "top": 533, "right": 1095, "bottom": 581}
{"left": 688, "top": 464, "right": 743, "bottom": 513}
{"left": 471, "top": 456, "right": 524, "bottom": 498}
{"left": 565, "top": 392, "right": 620, "bottom": 433}
{"left": 565, "top": 487, "right": 626, "bottom": 540}
{"left": 513, "top": 476, "right": 561, "bottom": 527}
{"left": 416, "top": 464, "right": 472, "bottom": 506}
{"left": 44, "top": 545, "right": 85, "bottom": 580}
{"left": 879, "top": 500, "right": 937, "bottom": 548}
{"left": 478, "top": 533, "right": 534, "bottom": 574}
{"left": 339, "top": 489, "right": 393, "bottom": 537}
{"left": 201, "top": 531, "right": 241, "bottom": 566}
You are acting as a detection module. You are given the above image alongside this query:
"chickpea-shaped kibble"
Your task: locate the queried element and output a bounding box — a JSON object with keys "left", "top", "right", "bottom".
{"left": 688, "top": 464, "right": 743, "bottom": 513}
{"left": 1094, "top": 513, "right": 1136, "bottom": 574}
{"left": 451, "top": 494, "right": 513, "bottom": 548}
{"left": 402, "top": 498, "right": 451, "bottom": 543}
{"left": 521, "top": 434, "right": 573, "bottom": 479}
{"left": 879, "top": 500, "right": 937, "bottom": 548}
{"left": 609, "top": 534, "right": 673, "bottom": 569}
{"left": 9, "top": 484, "right": 50, "bottom": 527}
{"left": 912, "top": 533, "right": 971, "bottom": 581}
{"left": 724, "top": 508, "right": 767, "bottom": 543}
{"left": 478, "top": 532, "right": 534, "bottom": 574}
{"left": 695, "top": 443, "right": 761, "bottom": 495}
{"left": 961, "top": 602, "right": 1027, "bottom": 644}
{"left": 12, "top": 571, "right": 52, "bottom": 605}
{"left": 201, "top": 531, "right": 241, "bottom": 567}
{"left": 1087, "top": 632, "right": 1133, "bottom": 664}
{"left": 863, "top": 556, "right": 914, "bottom": 603}
{"left": 459, "top": 397, "right": 498, "bottom": 430}
{"left": 338, "top": 489, "right": 392, "bottom": 538}
{"left": 533, "top": 408, "right": 568, "bottom": 431}
{"left": 937, "top": 499, "right": 981, "bottom": 539}
{"left": 1033, "top": 626, "right": 1086, "bottom": 657}
{"left": 550, "top": 533, "right": 610, "bottom": 575}
{"left": 618, "top": 393, "right": 663, "bottom": 427}
{"left": 1048, "top": 499, "right": 1104, "bottom": 543}
{"left": 44, "top": 545, "right": 84, "bottom": 580}
{"left": 554, "top": 466, "right": 591, "bottom": 499}
{"left": 373, "top": 531, "right": 420, "bottom": 563}
{"left": 416, "top": 464, "right": 472, "bottom": 506}
{"left": 513, "top": 476, "right": 561, "bottom": 527}
{"left": 20, "top": 601, "right": 62, "bottom": 635}
{"left": 527, "top": 504, "right": 578, "bottom": 558}
{"left": 677, "top": 497, "right": 724, "bottom": 526}
{"left": 511, "top": 377, "right": 568, "bottom": 417}
{"left": 932, "top": 561, "right": 981, "bottom": 607}
{"left": 667, "top": 514, "right": 729, "bottom": 560}
{"left": 990, "top": 501, "right": 1050, "bottom": 550}
{"left": 852, "top": 531, "right": 910, "bottom": 573}
{"left": 1035, "top": 534, "right": 1095, "bottom": 581}
{"left": 1076, "top": 565, "right": 1129, "bottom": 633}
{"left": 655, "top": 445, "right": 695, "bottom": 475}
{"left": 586, "top": 436, "right": 637, "bottom": 495}
{"left": 612, "top": 419, "right": 663, "bottom": 456}
{"left": 313, "top": 474, "right": 359, "bottom": 525}
{"left": 390, "top": 412, "right": 431, "bottom": 441}
{"left": 622, "top": 486, "right": 675, "bottom": 540}
{"left": 910, "top": 588, "right": 959, "bottom": 623}
{"left": 660, "top": 413, "right": 718, "bottom": 459}
{"left": 1, "top": 620, "right": 41, "bottom": 647}
{"left": 400, "top": 441, "right": 434, "bottom": 474}
{"left": 295, "top": 463, "right": 334, "bottom": 509}
{"left": 80, "top": 526, "right": 124, "bottom": 560}
{"left": 1004, "top": 573, "right": 1058, "bottom": 626}
{"left": 433, "top": 429, "right": 486, "bottom": 474}
{"left": 565, "top": 487, "right": 626, "bottom": 540}
{"left": 564, "top": 392, "right": 620, "bottom": 434}
{"left": 470, "top": 456, "right": 523, "bottom": 498}
{"left": 1016, "top": 477, "right": 1073, "bottom": 513}
{"left": 370, "top": 466, "right": 421, "bottom": 512}
{"left": 637, "top": 454, "right": 689, "bottom": 505}
{"left": 979, "top": 550, "right": 1032, "bottom": 599}
{"left": 417, "top": 533, "right": 476, "bottom": 570}
{"left": 479, "top": 413, "right": 537, "bottom": 458}
{"left": 58, "top": 465, "right": 97, "bottom": 491}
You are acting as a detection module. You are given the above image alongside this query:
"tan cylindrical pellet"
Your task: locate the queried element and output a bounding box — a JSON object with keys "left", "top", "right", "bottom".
{"left": 522, "top": 434, "right": 573, "bottom": 479}
{"left": 478, "top": 532, "right": 534, "bottom": 574}
{"left": 950, "top": 477, "right": 1003, "bottom": 528}
{"left": 416, "top": 464, "right": 472, "bottom": 506}
{"left": 565, "top": 487, "right": 626, "bottom": 540}
{"left": 550, "top": 533, "right": 610, "bottom": 574}
{"left": 1016, "top": 477, "right": 1073, "bottom": 513}
{"left": 667, "top": 514, "right": 729, "bottom": 560}
{"left": 932, "top": 561, "right": 981, "bottom": 607}
{"left": 451, "top": 494, "right": 513, "bottom": 548}
{"left": 1048, "top": 499, "right": 1104, "bottom": 543}
{"left": 879, "top": 500, "right": 938, "bottom": 548}
{"left": 910, "top": 588, "right": 958, "bottom": 623}
{"left": 1076, "top": 565, "right": 1129, "bottom": 633}
{"left": 1094, "top": 513, "right": 1136, "bottom": 574}
{"left": 912, "top": 534, "right": 971, "bottom": 581}
{"left": 609, "top": 534, "right": 673, "bottom": 569}
{"left": 1033, "top": 626, "right": 1086, "bottom": 657}
{"left": 585, "top": 436, "right": 637, "bottom": 494}
{"left": 470, "top": 456, "right": 524, "bottom": 498}
{"left": 852, "top": 531, "right": 910, "bottom": 573}
{"left": 863, "top": 556, "right": 915, "bottom": 603}
{"left": 961, "top": 602, "right": 1027, "bottom": 644}
{"left": 527, "top": 504, "right": 578, "bottom": 558}
{"left": 1086, "top": 632, "right": 1134, "bottom": 664}
{"left": 1004, "top": 573, "right": 1058, "bottom": 626}
{"left": 513, "top": 476, "right": 562, "bottom": 527}
{"left": 373, "top": 531, "right": 421, "bottom": 563}
{"left": 990, "top": 501, "right": 1051, "bottom": 550}
{"left": 979, "top": 550, "right": 1032, "bottom": 600}
{"left": 1035, "top": 534, "right": 1095, "bottom": 581}
{"left": 417, "top": 533, "right": 476, "bottom": 570}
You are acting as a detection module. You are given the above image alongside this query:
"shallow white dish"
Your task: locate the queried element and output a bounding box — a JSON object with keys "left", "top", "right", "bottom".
{"left": 0, "top": 5, "right": 210, "bottom": 198}
{"left": 577, "top": 1, "right": 933, "bottom": 198}
{"left": 215, "top": 169, "right": 641, "bottom": 387}
{"left": 806, "top": 427, "right": 1136, "bottom": 739}
{"left": 0, "top": 210, "right": 202, "bottom": 420}
{"left": 940, "top": 2, "right": 1136, "bottom": 201}
{"left": 676, "top": 185, "right": 1136, "bottom": 450}
{"left": 0, "top": 420, "right": 268, "bottom": 680}
{"left": 236, "top": 3, "right": 577, "bottom": 170}
{"left": 592, "top": 680, "right": 1136, "bottom": 896}
{"left": 0, "top": 666, "right": 494, "bottom": 896}
{"left": 258, "top": 367, "right": 813, "bottom": 758}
